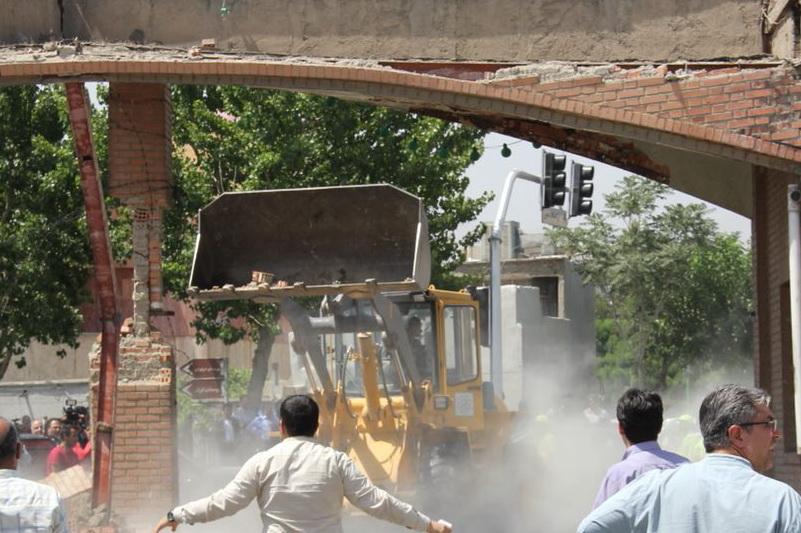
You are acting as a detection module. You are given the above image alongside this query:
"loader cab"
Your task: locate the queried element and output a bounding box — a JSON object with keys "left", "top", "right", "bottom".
{"left": 323, "top": 299, "right": 440, "bottom": 397}
{"left": 429, "top": 288, "right": 488, "bottom": 430}
{"left": 441, "top": 304, "right": 479, "bottom": 387}
{"left": 394, "top": 300, "right": 438, "bottom": 387}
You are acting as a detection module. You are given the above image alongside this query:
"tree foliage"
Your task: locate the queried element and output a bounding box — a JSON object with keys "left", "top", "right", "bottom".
{"left": 0, "top": 84, "right": 489, "bottom": 388}
{"left": 163, "top": 86, "right": 489, "bottom": 406}
{"left": 0, "top": 86, "right": 93, "bottom": 378}
{"left": 549, "top": 175, "right": 752, "bottom": 391}
{"left": 164, "top": 86, "right": 490, "bottom": 344}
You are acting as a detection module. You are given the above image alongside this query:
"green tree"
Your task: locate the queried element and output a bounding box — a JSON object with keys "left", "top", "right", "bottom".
{"left": 0, "top": 86, "right": 93, "bottom": 378}
{"left": 647, "top": 233, "right": 752, "bottom": 388}
{"left": 549, "top": 175, "right": 752, "bottom": 391}
{"left": 164, "top": 86, "right": 490, "bottom": 405}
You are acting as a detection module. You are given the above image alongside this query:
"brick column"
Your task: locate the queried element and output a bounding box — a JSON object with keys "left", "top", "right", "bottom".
{"left": 90, "top": 331, "right": 176, "bottom": 527}
{"left": 108, "top": 83, "right": 172, "bottom": 333}
{"left": 101, "top": 83, "right": 177, "bottom": 527}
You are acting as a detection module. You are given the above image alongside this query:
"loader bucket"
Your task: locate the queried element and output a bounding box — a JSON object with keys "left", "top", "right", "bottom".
{"left": 189, "top": 184, "right": 431, "bottom": 301}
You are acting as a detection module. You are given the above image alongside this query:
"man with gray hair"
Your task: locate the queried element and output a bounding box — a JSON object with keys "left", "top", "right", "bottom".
{"left": 577, "top": 384, "right": 801, "bottom": 532}
{"left": 0, "top": 416, "right": 69, "bottom": 532}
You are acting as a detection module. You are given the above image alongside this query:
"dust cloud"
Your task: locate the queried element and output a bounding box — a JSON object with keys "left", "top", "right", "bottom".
{"left": 170, "top": 365, "right": 755, "bottom": 533}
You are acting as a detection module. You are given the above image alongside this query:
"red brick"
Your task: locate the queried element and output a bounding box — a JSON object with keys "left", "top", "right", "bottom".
{"left": 727, "top": 118, "right": 754, "bottom": 129}
{"left": 723, "top": 82, "right": 752, "bottom": 94}
{"left": 745, "top": 89, "right": 773, "bottom": 99}
{"left": 640, "top": 94, "right": 668, "bottom": 105}
{"left": 700, "top": 75, "right": 737, "bottom": 87}
{"left": 769, "top": 130, "right": 799, "bottom": 141}
{"left": 618, "top": 88, "right": 644, "bottom": 99}
{"left": 553, "top": 87, "right": 583, "bottom": 98}
{"left": 741, "top": 70, "right": 773, "bottom": 81}
{"left": 727, "top": 100, "right": 755, "bottom": 111}
{"left": 705, "top": 94, "right": 730, "bottom": 104}
{"left": 636, "top": 77, "right": 667, "bottom": 88}
{"left": 748, "top": 106, "right": 779, "bottom": 117}
{"left": 704, "top": 112, "right": 734, "bottom": 123}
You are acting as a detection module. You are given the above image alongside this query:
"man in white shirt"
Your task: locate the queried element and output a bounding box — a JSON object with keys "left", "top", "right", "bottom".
{"left": 0, "top": 417, "right": 69, "bottom": 533}
{"left": 152, "top": 394, "right": 452, "bottom": 533}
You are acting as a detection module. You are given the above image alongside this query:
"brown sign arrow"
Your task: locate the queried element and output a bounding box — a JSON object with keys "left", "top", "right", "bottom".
{"left": 180, "top": 358, "right": 225, "bottom": 379}
{"left": 181, "top": 378, "right": 224, "bottom": 400}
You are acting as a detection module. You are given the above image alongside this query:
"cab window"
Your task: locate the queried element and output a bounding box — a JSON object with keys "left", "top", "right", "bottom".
{"left": 443, "top": 305, "right": 478, "bottom": 385}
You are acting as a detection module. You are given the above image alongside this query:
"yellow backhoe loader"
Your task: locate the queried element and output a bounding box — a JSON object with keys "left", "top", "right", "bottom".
{"left": 187, "top": 184, "right": 512, "bottom": 503}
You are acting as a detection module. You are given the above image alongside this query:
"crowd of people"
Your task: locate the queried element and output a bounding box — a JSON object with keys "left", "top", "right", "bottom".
{"left": 12, "top": 406, "right": 92, "bottom": 480}
{"left": 4, "top": 384, "right": 801, "bottom": 532}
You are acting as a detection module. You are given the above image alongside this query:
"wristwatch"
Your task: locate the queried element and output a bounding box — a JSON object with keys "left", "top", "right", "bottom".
{"left": 167, "top": 510, "right": 175, "bottom": 523}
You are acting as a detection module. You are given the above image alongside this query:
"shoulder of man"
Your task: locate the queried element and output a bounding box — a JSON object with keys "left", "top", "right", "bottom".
{"left": 662, "top": 449, "right": 691, "bottom": 464}
{"left": 4, "top": 477, "right": 62, "bottom": 499}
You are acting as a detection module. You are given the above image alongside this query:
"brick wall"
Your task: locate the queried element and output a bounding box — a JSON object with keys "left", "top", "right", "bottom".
{"left": 753, "top": 167, "right": 801, "bottom": 490}
{"left": 508, "top": 64, "right": 801, "bottom": 150}
{"left": 90, "top": 332, "right": 177, "bottom": 528}
{"left": 108, "top": 84, "right": 172, "bottom": 208}
{"left": 108, "top": 83, "right": 172, "bottom": 322}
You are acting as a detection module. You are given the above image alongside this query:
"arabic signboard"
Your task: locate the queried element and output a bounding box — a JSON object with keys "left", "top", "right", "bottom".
{"left": 180, "top": 358, "right": 225, "bottom": 379}
{"left": 181, "top": 378, "right": 224, "bottom": 400}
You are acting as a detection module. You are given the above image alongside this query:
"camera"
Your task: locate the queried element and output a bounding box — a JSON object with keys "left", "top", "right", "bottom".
{"left": 63, "top": 399, "right": 90, "bottom": 446}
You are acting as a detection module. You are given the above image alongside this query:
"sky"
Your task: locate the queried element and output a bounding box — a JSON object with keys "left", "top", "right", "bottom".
{"left": 458, "top": 133, "right": 751, "bottom": 241}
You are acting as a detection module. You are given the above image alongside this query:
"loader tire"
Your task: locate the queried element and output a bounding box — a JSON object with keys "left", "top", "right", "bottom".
{"left": 419, "top": 444, "right": 463, "bottom": 516}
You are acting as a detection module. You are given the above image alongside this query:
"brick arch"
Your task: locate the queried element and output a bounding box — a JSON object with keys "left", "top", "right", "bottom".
{"left": 4, "top": 54, "right": 801, "bottom": 213}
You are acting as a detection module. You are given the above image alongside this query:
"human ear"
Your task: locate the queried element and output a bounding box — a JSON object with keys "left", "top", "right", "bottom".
{"left": 727, "top": 424, "right": 745, "bottom": 447}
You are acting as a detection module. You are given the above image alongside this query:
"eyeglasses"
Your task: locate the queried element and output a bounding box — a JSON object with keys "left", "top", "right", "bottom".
{"left": 738, "top": 419, "right": 778, "bottom": 431}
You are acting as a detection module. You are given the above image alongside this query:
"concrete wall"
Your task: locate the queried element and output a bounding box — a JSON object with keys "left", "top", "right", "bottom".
{"left": 1, "top": 0, "right": 60, "bottom": 43}
{"left": 2, "top": 334, "right": 96, "bottom": 383}
{"left": 0, "top": 380, "right": 88, "bottom": 422}
{"left": 482, "top": 284, "right": 595, "bottom": 413}
{"left": 3, "top": 0, "right": 763, "bottom": 62}
{"left": 3, "top": 333, "right": 257, "bottom": 383}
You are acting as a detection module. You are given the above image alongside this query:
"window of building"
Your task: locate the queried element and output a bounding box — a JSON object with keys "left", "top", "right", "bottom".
{"left": 531, "top": 276, "right": 559, "bottom": 317}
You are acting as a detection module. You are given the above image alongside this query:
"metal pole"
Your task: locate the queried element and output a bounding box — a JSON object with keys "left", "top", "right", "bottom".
{"left": 490, "top": 170, "right": 539, "bottom": 400}
{"left": 788, "top": 185, "right": 801, "bottom": 454}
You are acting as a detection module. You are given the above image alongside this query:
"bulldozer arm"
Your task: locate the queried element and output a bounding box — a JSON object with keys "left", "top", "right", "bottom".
{"left": 188, "top": 184, "right": 430, "bottom": 302}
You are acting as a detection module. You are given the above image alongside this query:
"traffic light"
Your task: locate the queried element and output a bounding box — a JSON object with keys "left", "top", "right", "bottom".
{"left": 570, "top": 162, "right": 595, "bottom": 216}
{"left": 541, "top": 152, "right": 567, "bottom": 209}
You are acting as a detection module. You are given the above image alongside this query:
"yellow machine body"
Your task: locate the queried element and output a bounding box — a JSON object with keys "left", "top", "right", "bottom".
{"left": 190, "top": 184, "right": 512, "bottom": 495}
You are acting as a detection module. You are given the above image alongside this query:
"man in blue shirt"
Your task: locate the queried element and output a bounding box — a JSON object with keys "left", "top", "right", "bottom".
{"left": 578, "top": 384, "right": 801, "bottom": 533}
{"left": 592, "top": 388, "right": 689, "bottom": 508}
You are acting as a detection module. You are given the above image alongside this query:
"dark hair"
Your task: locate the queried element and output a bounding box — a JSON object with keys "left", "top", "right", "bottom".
{"left": 279, "top": 395, "right": 319, "bottom": 437}
{"left": 700, "top": 384, "right": 770, "bottom": 453}
{"left": 0, "top": 418, "right": 18, "bottom": 460}
{"left": 406, "top": 315, "right": 421, "bottom": 331}
{"left": 59, "top": 422, "right": 78, "bottom": 441}
{"left": 616, "top": 388, "right": 664, "bottom": 444}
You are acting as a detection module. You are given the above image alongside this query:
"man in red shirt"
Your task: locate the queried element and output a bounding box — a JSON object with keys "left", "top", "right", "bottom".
{"left": 45, "top": 423, "right": 79, "bottom": 475}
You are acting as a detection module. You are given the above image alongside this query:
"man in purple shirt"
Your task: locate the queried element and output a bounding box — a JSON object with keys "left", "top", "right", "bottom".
{"left": 592, "top": 388, "right": 689, "bottom": 508}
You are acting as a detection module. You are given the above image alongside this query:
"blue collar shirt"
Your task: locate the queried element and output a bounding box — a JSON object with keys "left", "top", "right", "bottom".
{"left": 593, "top": 440, "right": 690, "bottom": 508}
{"left": 579, "top": 454, "right": 801, "bottom": 533}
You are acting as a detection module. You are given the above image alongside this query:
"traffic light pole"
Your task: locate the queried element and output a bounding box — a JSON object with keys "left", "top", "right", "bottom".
{"left": 489, "top": 170, "right": 540, "bottom": 401}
